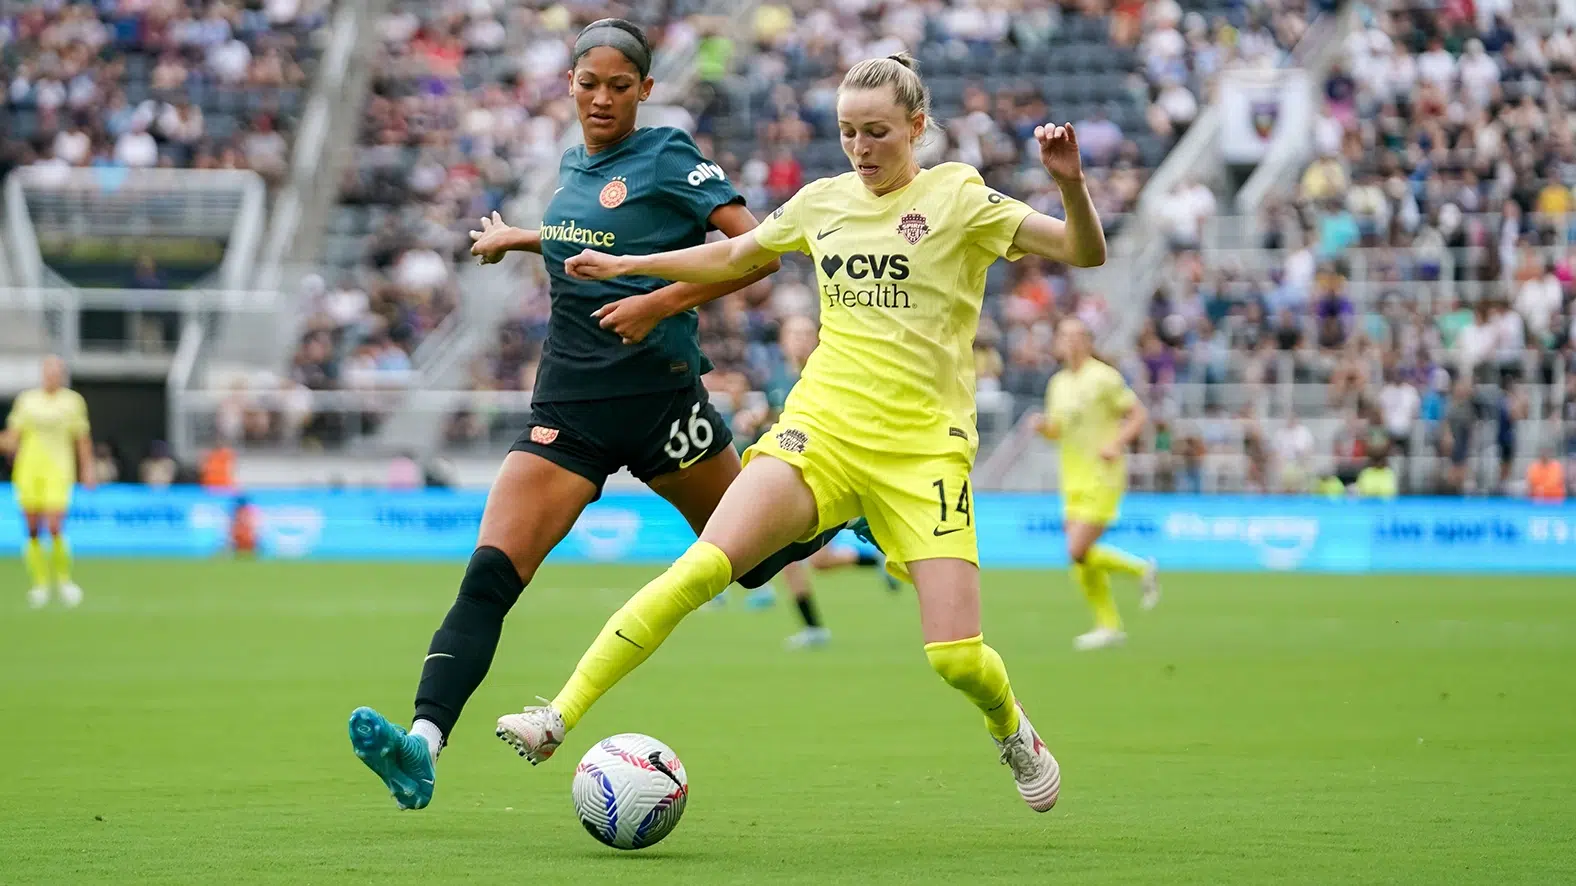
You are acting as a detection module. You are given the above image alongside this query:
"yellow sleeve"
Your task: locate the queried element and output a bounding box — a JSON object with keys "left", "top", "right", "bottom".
{"left": 752, "top": 185, "right": 812, "bottom": 255}
{"left": 69, "top": 392, "right": 90, "bottom": 438}
{"left": 1104, "top": 366, "right": 1138, "bottom": 414}
{"left": 5, "top": 394, "right": 23, "bottom": 431}
{"left": 960, "top": 177, "right": 1034, "bottom": 261}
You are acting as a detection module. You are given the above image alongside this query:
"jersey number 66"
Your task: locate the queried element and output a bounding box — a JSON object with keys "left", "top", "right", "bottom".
{"left": 663, "top": 403, "right": 715, "bottom": 461}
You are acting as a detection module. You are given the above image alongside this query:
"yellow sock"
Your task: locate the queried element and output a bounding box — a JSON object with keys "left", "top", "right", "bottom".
{"left": 1072, "top": 562, "right": 1122, "bottom": 630}
{"left": 923, "top": 635, "right": 1021, "bottom": 740}
{"left": 23, "top": 538, "right": 48, "bottom": 588}
{"left": 1085, "top": 544, "right": 1147, "bottom": 579}
{"left": 552, "top": 541, "right": 732, "bottom": 729}
{"left": 50, "top": 535, "right": 71, "bottom": 585}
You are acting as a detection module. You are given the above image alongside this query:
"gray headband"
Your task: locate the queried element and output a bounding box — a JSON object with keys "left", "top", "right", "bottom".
{"left": 573, "top": 25, "right": 651, "bottom": 78}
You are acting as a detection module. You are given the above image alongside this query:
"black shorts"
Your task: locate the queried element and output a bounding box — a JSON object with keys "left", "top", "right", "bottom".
{"left": 511, "top": 381, "right": 734, "bottom": 494}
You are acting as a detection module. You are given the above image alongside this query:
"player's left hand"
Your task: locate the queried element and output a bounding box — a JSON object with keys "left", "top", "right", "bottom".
{"left": 1035, "top": 123, "right": 1084, "bottom": 184}
{"left": 593, "top": 293, "right": 668, "bottom": 345}
{"left": 1098, "top": 441, "right": 1122, "bottom": 462}
{"left": 565, "top": 248, "right": 629, "bottom": 281}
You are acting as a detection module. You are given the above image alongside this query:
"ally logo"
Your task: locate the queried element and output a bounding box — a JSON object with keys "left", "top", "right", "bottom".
{"left": 572, "top": 508, "right": 643, "bottom": 561}
{"left": 1164, "top": 513, "right": 1321, "bottom": 571}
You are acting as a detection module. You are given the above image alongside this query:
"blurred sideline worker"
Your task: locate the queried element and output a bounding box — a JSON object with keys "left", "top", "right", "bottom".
{"left": 1355, "top": 450, "right": 1399, "bottom": 500}
{"left": 1033, "top": 318, "right": 1159, "bottom": 651}
{"left": 3, "top": 355, "right": 94, "bottom": 609}
{"left": 1526, "top": 449, "right": 1566, "bottom": 503}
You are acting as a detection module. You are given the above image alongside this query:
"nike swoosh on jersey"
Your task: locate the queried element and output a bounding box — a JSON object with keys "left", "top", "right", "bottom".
{"left": 932, "top": 526, "right": 968, "bottom": 537}
{"left": 816, "top": 226, "right": 842, "bottom": 240}
{"left": 678, "top": 451, "right": 706, "bottom": 469}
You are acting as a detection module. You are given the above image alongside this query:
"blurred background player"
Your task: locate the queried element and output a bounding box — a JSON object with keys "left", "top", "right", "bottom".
{"left": 502, "top": 52, "right": 1108, "bottom": 813}
{"left": 347, "top": 18, "right": 839, "bottom": 811}
{"left": 3, "top": 356, "right": 94, "bottom": 609}
{"left": 1034, "top": 318, "right": 1158, "bottom": 651}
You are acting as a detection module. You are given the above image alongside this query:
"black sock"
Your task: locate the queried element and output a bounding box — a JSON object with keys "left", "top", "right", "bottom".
{"left": 737, "top": 525, "right": 843, "bottom": 588}
{"left": 856, "top": 551, "right": 879, "bottom": 567}
{"left": 795, "top": 594, "right": 822, "bottom": 629}
{"left": 413, "top": 546, "right": 525, "bottom": 738}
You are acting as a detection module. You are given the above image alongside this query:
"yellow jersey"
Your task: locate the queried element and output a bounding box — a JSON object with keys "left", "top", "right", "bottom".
{"left": 1046, "top": 358, "right": 1136, "bottom": 493}
{"left": 752, "top": 162, "right": 1033, "bottom": 452}
{"left": 7, "top": 387, "right": 89, "bottom": 481}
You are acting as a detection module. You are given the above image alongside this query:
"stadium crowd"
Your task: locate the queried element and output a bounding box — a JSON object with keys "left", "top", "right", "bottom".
{"left": 1128, "top": 0, "right": 1576, "bottom": 497}
{"left": 0, "top": 0, "right": 325, "bottom": 183}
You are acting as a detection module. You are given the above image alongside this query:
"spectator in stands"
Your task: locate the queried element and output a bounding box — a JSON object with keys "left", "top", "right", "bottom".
{"left": 140, "top": 441, "right": 178, "bottom": 489}
{"left": 1517, "top": 260, "right": 1565, "bottom": 341}
{"left": 1493, "top": 381, "right": 1528, "bottom": 493}
{"left": 1526, "top": 447, "right": 1567, "bottom": 503}
{"left": 1272, "top": 415, "right": 1314, "bottom": 494}
{"left": 1440, "top": 380, "right": 1479, "bottom": 494}
{"left": 1378, "top": 370, "right": 1419, "bottom": 455}
{"left": 92, "top": 441, "right": 120, "bottom": 485}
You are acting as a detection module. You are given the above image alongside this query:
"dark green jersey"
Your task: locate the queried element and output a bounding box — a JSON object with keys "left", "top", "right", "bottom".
{"left": 533, "top": 126, "right": 744, "bottom": 403}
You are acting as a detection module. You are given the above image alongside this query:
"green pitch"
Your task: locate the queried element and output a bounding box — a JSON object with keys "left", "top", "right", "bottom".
{"left": 2, "top": 560, "right": 1573, "bottom": 885}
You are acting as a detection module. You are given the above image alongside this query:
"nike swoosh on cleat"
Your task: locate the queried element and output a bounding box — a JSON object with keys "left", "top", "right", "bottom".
{"left": 933, "top": 527, "right": 967, "bottom": 537}
{"left": 816, "top": 226, "right": 842, "bottom": 240}
{"left": 424, "top": 653, "right": 455, "bottom": 662}
{"left": 614, "top": 629, "right": 644, "bottom": 649}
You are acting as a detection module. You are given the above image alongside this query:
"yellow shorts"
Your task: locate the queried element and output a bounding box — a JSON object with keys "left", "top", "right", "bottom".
{"left": 1063, "top": 485, "right": 1121, "bottom": 526}
{"left": 14, "top": 468, "right": 72, "bottom": 514}
{"left": 744, "top": 413, "right": 977, "bottom": 584}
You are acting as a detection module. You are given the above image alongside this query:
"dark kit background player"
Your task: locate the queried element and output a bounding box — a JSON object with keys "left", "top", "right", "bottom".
{"left": 348, "top": 18, "right": 839, "bottom": 810}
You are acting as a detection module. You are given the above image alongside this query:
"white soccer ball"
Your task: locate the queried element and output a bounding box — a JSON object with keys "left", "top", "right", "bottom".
{"left": 572, "top": 733, "right": 689, "bottom": 850}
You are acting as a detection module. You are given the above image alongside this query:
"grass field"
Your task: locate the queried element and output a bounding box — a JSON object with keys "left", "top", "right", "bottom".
{"left": 2, "top": 559, "right": 1573, "bottom": 885}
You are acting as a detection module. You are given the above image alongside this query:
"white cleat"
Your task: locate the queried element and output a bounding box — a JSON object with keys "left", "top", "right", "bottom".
{"left": 26, "top": 586, "right": 48, "bottom": 609}
{"left": 58, "top": 582, "right": 83, "bottom": 608}
{"left": 1073, "top": 627, "right": 1127, "bottom": 651}
{"left": 783, "top": 626, "right": 831, "bottom": 650}
{"left": 995, "top": 702, "right": 1060, "bottom": 812}
{"left": 495, "top": 702, "right": 566, "bottom": 765}
{"left": 1140, "top": 559, "right": 1161, "bottom": 611}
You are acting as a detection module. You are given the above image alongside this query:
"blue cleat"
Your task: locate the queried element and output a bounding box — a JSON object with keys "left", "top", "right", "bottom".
{"left": 745, "top": 586, "right": 778, "bottom": 610}
{"left": 348, "top": 706, "right": 435, "bottom": 810}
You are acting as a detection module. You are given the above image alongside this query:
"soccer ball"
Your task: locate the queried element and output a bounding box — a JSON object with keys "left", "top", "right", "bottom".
{"left": 572, "top": 733, "right": 689, "bottom": 850}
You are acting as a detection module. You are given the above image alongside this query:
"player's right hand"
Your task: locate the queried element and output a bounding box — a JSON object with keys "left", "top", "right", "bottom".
{"left": 469, "top": 211, "right": 516, "bottom": 265}
{"left": 565, "top": 249, "right": 628, "bottom": 281}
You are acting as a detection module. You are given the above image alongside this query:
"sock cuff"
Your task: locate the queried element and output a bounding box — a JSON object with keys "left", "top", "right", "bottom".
{"left": 470, "top": 545, "right": 524, "bottom": 591}
{"left": 681, "top": 540, "right": 733, "bottom": 580}
{"left": 923, "top": 634, "right": 984, "bottom": 654}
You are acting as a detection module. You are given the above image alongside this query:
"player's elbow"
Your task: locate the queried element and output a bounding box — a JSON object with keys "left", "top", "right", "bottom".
{"left": 759, "top": 256, "right": 783, "bottom": 277}
{"left": 1067, "top": 240, "right": 1107, "bottom": 268}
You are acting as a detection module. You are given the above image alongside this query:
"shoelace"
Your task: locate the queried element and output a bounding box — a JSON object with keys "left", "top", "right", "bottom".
{"left": 998, "top": 731, "right": 1040, "bottom": 773}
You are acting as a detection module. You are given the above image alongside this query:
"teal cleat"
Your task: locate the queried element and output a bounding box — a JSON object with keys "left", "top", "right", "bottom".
{"left": 348, "top": 706, "right": 435, "bottom": 810}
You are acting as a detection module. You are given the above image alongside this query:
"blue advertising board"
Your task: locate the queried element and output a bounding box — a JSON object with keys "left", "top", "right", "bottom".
{"left": 1, "top": 485, "right": 1573, "bottom": 573}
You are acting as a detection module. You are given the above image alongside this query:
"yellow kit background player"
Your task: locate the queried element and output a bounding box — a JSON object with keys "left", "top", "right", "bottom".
{"left": 4, "top": 355, "right": 94, "bottom": 609}
{"left": 1034, "top": 317, "right": 1159, "bottom": 650}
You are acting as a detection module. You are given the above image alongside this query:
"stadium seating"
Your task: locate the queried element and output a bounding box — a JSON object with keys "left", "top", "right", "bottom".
{"left": 0, "top": 0, "right": 326, "bottom": 182}
{"left": 1124, "top": 1, "right": 1576, "bottom": 496}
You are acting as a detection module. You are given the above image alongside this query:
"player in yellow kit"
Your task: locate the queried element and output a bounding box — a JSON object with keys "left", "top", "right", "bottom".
{"left": 494, "top": 53, "right": 1107, "bottom": 813}
{"left": 1034, "top": 318, "right": 1158, "bottom": 650}
{"left": 3, "top": 356, "right": 94, "bottom": 608}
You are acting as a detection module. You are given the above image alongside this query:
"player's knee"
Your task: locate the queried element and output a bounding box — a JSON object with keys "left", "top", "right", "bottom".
{"left": 924, "top": 635, "right": 987, "bottom": 691}
{"left": 458, "top": 545, "right": 528, "bottom": 612}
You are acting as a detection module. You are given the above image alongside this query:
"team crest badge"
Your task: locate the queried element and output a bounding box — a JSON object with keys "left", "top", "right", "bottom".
{"left": 775, "top": 428, "right": 808, "bottom": 455}
{"left": 897, "top": 212, "right": 930, "bottom": 245}
{"left": 1251, "top": 100, "right": 1279, "bottom": 140}
{"left": 530, "top": 426, "right": 560, "bottom": 445}
{"left": 599, "top": 176, "right": 629, "bottom": 209}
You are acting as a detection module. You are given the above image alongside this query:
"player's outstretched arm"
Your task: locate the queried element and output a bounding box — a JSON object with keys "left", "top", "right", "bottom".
{"left": 592, "top": 203, "right": 782, "bottom": 344}
{"left": 469, "top": 212, "right": 542, "bottom": 264}
{"left": 1009, "top": 123, "right": 1107, "bottom": 268}
{"left": 566, "top": 228, "right": 779, "bottom": 285}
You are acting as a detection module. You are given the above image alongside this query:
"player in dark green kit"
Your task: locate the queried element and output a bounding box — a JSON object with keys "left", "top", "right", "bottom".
{"left": 347, "top": 18, "right": 839, "bottom": 810}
